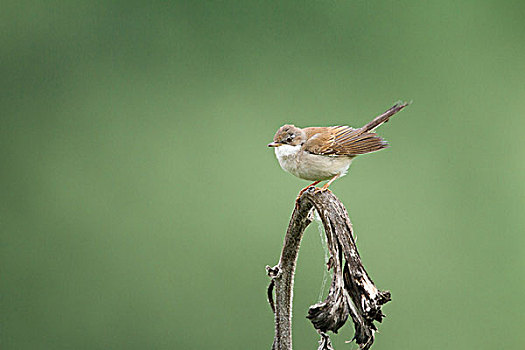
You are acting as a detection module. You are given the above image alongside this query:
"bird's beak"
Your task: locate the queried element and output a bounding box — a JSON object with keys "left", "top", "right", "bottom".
{"left": 267, "top": 142, "right": 281, "bottom": 147}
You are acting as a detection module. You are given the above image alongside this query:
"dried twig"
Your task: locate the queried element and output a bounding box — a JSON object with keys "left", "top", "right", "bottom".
{"left": 267, "top": 188, "right": 391, "bottom": 350}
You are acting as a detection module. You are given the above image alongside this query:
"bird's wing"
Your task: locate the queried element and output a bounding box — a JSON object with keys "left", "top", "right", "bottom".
{"left": 304, "top": 126, "right": 389, "bottom": 156}
{"left": 303, "top": 102, "right": 409, "bottom": 156}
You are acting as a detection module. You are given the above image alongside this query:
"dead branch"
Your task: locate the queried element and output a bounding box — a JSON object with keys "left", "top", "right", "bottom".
{"left": 267, "top": 188, "right": 391, "bottom": 350}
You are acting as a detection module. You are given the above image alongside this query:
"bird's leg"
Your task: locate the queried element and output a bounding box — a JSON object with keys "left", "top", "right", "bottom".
{"left": 319, "top": 174, "right": 340, "bottom": 191}
{"left": 296, "top": 181, "right": 321, "bottom": 201}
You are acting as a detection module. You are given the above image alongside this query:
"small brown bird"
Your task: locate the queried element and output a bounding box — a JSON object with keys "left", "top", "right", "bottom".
{"left": 268, "top": 102, "right": 408, "bottom": 194}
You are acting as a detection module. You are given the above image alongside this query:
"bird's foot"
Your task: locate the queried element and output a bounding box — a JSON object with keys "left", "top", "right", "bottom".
{"left": 315, "top": 174, "right": 340, "bottom": 192}
{"left": 315, "top": 186, "right": 332, "bottom": 193}
{"left": 295, "top": 181, "right": 321, "bottom": 203}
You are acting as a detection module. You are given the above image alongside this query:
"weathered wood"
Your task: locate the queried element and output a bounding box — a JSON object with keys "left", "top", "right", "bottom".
{"left": 267, "top": 188, "right": 391, "bottom": 350}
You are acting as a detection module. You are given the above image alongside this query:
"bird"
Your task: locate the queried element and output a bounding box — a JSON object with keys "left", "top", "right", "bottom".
{"left": 268, "top": 102, "right": 409, "bottom": 196}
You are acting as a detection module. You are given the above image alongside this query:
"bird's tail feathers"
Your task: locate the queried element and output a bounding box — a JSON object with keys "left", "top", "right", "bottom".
{"left": 360, "top": 101, "right": 410, "bottom": 133}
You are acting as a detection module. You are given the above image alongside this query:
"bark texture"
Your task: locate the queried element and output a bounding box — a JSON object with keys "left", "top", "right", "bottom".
{"left": 267, "top": 188, "right": 391, "bottom": 350}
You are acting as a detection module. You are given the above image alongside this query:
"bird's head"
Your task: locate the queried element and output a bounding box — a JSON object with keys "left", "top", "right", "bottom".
{"left": 267, "top": 125, "right": 305, "bottom": 147}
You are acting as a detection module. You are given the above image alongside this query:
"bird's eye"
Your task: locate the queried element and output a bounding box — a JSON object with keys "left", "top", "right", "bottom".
{"left": 286, "top": 134, "right": 294, "bottom": 143}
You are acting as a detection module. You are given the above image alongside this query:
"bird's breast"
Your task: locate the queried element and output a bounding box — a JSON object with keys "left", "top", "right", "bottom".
{"left": 274, "top": 145, "right": 352, "bottom": 181}
{"left": 274, "top": 144, "right": 301, "bottom": 174}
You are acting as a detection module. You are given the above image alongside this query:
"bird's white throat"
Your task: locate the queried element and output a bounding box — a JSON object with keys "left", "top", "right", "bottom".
{"left": 274, "top": 144, "right": 301, "bottom": 158}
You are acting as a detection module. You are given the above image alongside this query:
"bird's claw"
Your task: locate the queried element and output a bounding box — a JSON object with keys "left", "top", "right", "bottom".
{"left": 313, "top": 187, "right": 333, "bottom": 195}
{"left": 296, "top": 182, "right": 320, "bottom": 202}
{"left": 315, "top": 186, "right": 331, "bottom": 193}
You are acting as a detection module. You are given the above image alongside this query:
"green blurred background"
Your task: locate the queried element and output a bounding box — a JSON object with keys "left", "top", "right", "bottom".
{"left": 2, "top": 1, "right": 524, "bottom": 349}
